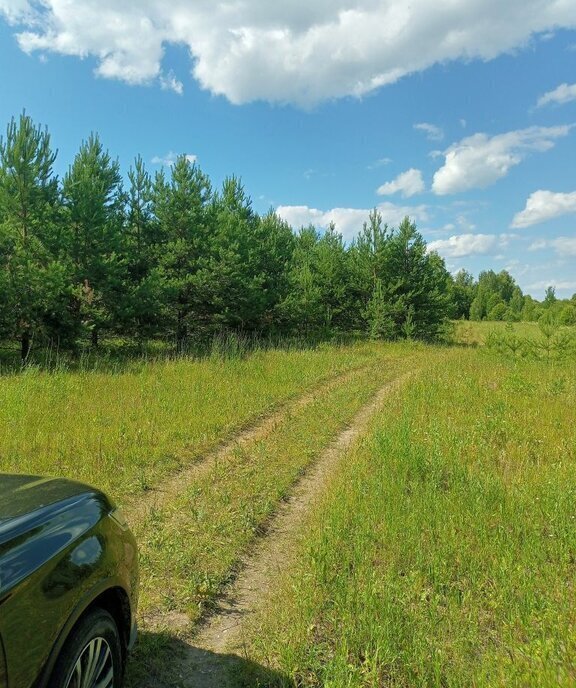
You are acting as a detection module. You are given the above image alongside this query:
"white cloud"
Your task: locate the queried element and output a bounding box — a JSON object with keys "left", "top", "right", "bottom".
{"left": 427, "top": 233, "right": 512, "bottom": 258}
{"left": 526, "top": 279, "right": 576, "bottom": 292}
{"left": 377, "top": 168, "right": 425, "bottom": 198}
{"left": 511, "top": 190, "right": 576, "bottom": 227}
{"left": 537, "top": 82, "right": 576, "bottom": 108}
{"left": 528, "top": 239, "right": 547, "bottom": 251}
{"left": 151, "top": 151, "right": 197, "bottom": 166}
{"left": 159, "top": 71, "right": 184, "bottom": 95}
{"left": 276, "top": 202, "right": 428, "bottom": 241}
{"left": 528, "top": 237, "right": 576, "bottom": 256}
{"left": 367, "top": 157, "right": 392, "bottom": 170}
{"left": 432, "top": 125, "right": 573, "bottom": 195}
{"left": 1, "top": 1, "right": 576, "bottom": 106}
{"left": 414, "top": 122, "right": 444, "bottom": 141}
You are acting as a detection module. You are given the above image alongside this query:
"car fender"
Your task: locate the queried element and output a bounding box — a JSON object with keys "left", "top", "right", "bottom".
{"left": 34, "top": 574, "right": 131, "bottom": 688}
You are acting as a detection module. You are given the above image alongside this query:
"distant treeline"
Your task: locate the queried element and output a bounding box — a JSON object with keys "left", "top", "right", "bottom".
{"left": 451, "top": 269, "right": 576, "bottom": 326}
{"left": 0, "top": 113, "right": 573, "bottom": 361}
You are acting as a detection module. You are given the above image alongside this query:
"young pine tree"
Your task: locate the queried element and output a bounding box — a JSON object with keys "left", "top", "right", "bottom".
{"left": 0, "top": 113, "right": 67, "bottom": 360}
{"left": 62, "top": 134, "right": 124, "bottom": 346}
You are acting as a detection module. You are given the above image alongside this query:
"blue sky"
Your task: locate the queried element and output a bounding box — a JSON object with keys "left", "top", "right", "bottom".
{"left": 0, "top": 1, "right": 575, "bottom": 298}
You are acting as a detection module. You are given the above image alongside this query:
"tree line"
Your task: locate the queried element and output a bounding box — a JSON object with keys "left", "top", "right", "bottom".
{"left": 451, "top": 269, "right": 576, "bottom": 326}
{"left": 1, "top": 113, "right": 572, "bottom": 362}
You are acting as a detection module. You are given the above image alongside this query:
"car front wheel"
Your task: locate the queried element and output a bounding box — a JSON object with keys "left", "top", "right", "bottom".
{"left": 51, "top": 608, "right": 124, "bottom": 688}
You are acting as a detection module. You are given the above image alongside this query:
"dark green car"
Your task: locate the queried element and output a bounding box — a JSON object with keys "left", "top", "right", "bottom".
{"left": 0, "top": 475, "right": 138, "bottom": 688}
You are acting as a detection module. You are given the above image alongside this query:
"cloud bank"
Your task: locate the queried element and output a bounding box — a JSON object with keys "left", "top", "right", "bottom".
{"left": 1, "top": 0, "right": 575, "bottom": 105}
{"left": 414, "top": 123, "right": 444, "bottom": 141}
{"left": 432, "top": 126, "right": 573, "bottom": 195}
{"left": 512, "top": 190, "right": 576, "bottom": 228}
{"left": 151, "top": 152, "right": 197, "bottom": 166}
{"left": 276, "top": 202, "right": 428, "bottom": 241}
{"left": 529, "top": 237, "right": 576, "bottom": 256}
{"left": 377, "top": 168, "right": 425, "bottom": 198}
{"left": 537, "top": 82, "right": 576, "bottom": 108}
{"left": 428, "top": 233, "right": 513, "bottom": 258}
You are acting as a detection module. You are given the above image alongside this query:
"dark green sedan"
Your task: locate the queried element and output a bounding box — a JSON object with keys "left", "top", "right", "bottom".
{"left": 0, "top": 474, "right": 138, "bottom": 688}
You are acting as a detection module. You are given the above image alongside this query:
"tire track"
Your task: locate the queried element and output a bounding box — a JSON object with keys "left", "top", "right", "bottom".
{"left": 164, "top": 372, "right": 411, "bottom": 688}
{"left": 123, "top": 362, "right": 377, "bottom": 526}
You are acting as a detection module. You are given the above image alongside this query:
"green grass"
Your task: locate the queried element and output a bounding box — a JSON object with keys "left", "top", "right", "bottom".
{"left": 133, "top": 353, "right": 414, "bottom": 626}
{"left": 453, "top": 319, "right": 545, "bottom": 345}
{"left": 0, "top": 342, "right": 384, "bottom": 501}
{"left": 244, "top": 348, "right": 576, "bottom": 687}
{"left": 4, "top": 332, "right": 575, "bottom": 686}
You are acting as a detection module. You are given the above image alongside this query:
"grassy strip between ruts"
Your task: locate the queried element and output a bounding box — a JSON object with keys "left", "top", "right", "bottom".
{"left": 134, "top": 354, "right": 410, "bottom": 620}
{"left": 241, "top": 347, "right": 576, "bottom": 687}
{"left": 0, "top": 342, "right": 386, "bottom": 500}
{"left": 126, "top": 351, "right": 415, "bottom": 685}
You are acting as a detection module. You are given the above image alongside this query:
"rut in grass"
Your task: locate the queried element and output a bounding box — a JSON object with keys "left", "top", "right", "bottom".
{"left": 152, "top": 372, "right": 412, "bottom": 688}
{"left": 122, "top": 361, "right": 376, "bottom": 526}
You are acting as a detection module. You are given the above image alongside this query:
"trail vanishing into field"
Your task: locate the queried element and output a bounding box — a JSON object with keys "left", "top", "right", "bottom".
{"left": 123, "top": 361, "right": 376, "bottom": 526}
{"left": 140, "top": 371, "right": 411, "bottom": 688}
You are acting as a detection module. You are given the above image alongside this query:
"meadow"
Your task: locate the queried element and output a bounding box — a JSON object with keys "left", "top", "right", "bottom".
{"left": 1, "top": 323, "right": 575, "bottom": 686}
{"left": 0, "top": 341, "right": 386, "bottom": 498}
{"left": 243, "top": 343, "right": 576, "bottom": 686}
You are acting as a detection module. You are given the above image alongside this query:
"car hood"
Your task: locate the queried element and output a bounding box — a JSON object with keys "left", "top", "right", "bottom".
{"left": 0, "top": 474, "right": 105, "bottom": 522}
{"left": 0, "top": 474, "right": 114, "bottom": 598}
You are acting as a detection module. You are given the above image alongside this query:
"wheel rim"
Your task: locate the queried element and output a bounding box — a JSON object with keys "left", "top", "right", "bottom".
{"left": 65, "top": 637, "right": 114, "bottom": 688}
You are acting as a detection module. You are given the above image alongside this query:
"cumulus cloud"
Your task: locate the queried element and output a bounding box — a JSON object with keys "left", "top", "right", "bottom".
{"left": 377, "top": 168, "right": 425, "bottom": 197}
{"left": 427, "top": 233, "right": 512, "bottom": 257}
{"left": 526, "top": 279, "right": 576, "bottom": 292}
{"left": 1, "top": 1, "right": 576, "bottom": 105}
{"left": 414, "top": 123, "right": 444, "bottom": 141}
{"left": 432, "top": 125, "right": 573, "bottom": 195}
{"left": 151, "top": 151, "right": 197, "bottom": 166}
{"left": 511, "top": 190, "right": 576, "bottom": 227}
{"left": 528, "top": 237, "right": 576, "bottom": 256}
{"left": 276, "top": 202, "right": 428, "bottom": 241}
{"left": 159, "top": 71, "right": 184, "bottom": 95}
{"left": 537, "top": 82, "right": 576, "bottom": 108}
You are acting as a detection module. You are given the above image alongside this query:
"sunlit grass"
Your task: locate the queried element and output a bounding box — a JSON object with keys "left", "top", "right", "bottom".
{"left": 134, "top": 355, "right": 413, "bottom": 625}
{"left": 453, "top": 319, "right": 575, "bottom": 347}
{"left": 244, "top": 348, "right": 576, "bottom": 687}
{"left": 0, "top": 342, "right": 385, "bottom": 501}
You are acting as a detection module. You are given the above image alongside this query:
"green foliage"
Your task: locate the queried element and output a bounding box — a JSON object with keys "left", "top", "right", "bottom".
{"left": 62, "top": 133, "right": 124, "bottom": 346}
{"left": 468, "top": 270, "right": 524, "bottom": 321}
{"left": 0, "top": 114, "right": 458, "bottom": 357}
{"left": 487, "top": 301, "right": 507, "bottom": 321}
{"left": 449, "top": 269, "right": 476, "bottom": 319}
{"left": 485, "top": 319, "right": 576, "bottom": 361}
{"left": 0, "top": 112, "right": 64, "bottom": 359}
{"left": 543, "top": 285, "right": 557, "bottom": 307}
{"left": 245, "top": 350, "right": 576, "bottom": 687}
{"left": 351, "top": 213, "right": 451, "bottom": 340}
{"left": 559, "top": 304, "right": 576, "bottom": 326}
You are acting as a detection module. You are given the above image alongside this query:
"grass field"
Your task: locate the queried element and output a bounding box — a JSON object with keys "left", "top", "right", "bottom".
{"left": 0, "top": 342, "right": 386, "bottom": 499}
{"left": 243, "top": 347, "right": 576, "bottom": 686}
{"left": 135, "top": 357, "right": 409, "bottom": 621}
{"left": 2, "top": 331, "right": 575, "bottom": 687}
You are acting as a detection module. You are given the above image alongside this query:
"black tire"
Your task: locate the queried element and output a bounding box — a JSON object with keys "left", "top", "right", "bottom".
{"left": 50, "top": 608, "right": 124, "bottom": 688}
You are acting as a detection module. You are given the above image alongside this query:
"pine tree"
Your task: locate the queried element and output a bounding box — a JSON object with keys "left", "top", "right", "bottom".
{"left": 120, "top": 155, "right": 165, "bottom": 342}
{"left": 0, "top": 112, "right": 66, "bottom": 360}
{"left": 153, "top": 156, "right": 212, "bottom": 350}
{"left": 62, "top": 134, "right": 124, "bottom": 346}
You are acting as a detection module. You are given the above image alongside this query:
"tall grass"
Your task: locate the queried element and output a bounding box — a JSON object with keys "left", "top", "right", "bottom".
{"left": 244, "top": 348, "right": 576, "bottom": 687}
{"left": 0, "top": 342, "right": 384, "bottom": 500}
{"left": 133, "top": 354, "right": 413, "bottom": 626}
